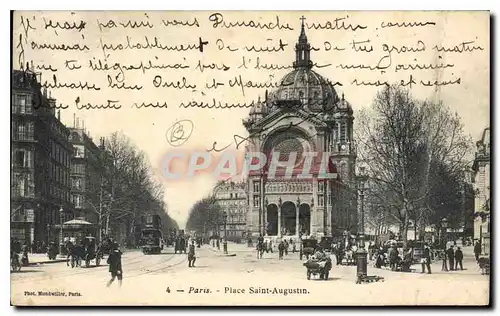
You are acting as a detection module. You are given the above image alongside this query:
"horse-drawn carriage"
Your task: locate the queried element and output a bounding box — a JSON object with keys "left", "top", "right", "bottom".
{"left": 83, "top": 236, "right": 103, "bottom": 267}
{"left": 300, "top": 238, "right": 317, "bottom": 260}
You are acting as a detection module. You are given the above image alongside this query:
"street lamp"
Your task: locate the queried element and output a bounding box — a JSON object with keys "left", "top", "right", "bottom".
{"left": 59, "top": 207, "right": 64, "bottom": 255}
{"left": 441, "top": 217, "right": 448, "bottom": 249}
{"left": 354, "top": 166, "right": 383, "bottom": 284}
{"left": 222, "top": 211, "right": 228, "bottom": 254}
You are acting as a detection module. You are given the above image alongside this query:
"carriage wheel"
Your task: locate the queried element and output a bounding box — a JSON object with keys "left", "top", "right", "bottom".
{"left": 307, "top": 271, "right": 311, "bottom": 280}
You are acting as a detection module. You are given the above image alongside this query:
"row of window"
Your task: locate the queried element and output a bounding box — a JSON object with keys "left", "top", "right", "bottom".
{"left": 71, "top": 163, "right": 86, "bottom": 174}
{"left": 49, "top": 185, "right": 70, "bottom": 203}
{"left": 49, "top": 162, "right": 70, "bottom": 187}
{"left": 226, "top": 215, "right": 246, "bottom": 224}
{"left": 217, "top": 192, "right": 244, "bottom": 199}
{"left": 12, "top": 93, "right": 33, "bottom": 114}
{"left": 12, "top": 121, "right": 35, "bottom": 141}
{"left": 51, "top": 140, "right": 71, "bottom": 167}
{"left": 217, "top": 200, "right": 246, "bottom": 207}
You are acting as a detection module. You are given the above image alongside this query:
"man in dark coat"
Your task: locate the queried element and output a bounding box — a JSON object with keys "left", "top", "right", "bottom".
{"left": 188, "top": 240, "right": 196, "bottom": 267}
{"left": 106, "top": 242, "right": 123, "bottom": 287}
{"left": 389, "top": 246, "right": 399, "bottom": 271}
{"left": 278, "top": 240, "right": 285, "bottom": 260}
{"left": 421, "top": 244, "right": 432, "bottom": 274}
{"left": 446, "top": 245, "right": 455, "bottom": 271}
{"left": 455, "top": 247, "right": 464, "bottom": 270}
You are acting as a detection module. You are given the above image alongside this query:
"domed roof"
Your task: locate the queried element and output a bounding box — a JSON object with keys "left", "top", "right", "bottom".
{"left": 337, "top": 93, "right": 353, "bottom": 114}
{"left": 268, "top": 67, "right": 339, "bottom": 112}
{"left": 266, "top": 16, "right": 350, "bottom": 113}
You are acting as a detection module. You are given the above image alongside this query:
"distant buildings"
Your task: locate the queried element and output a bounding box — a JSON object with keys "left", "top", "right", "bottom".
{"left": 213, "top": 181, "right": 247, "bottom": 241}
{"left": 68, "top": 119, "right": 106, "bottom": 228}
{"left": 472, "top": 127, "right": 490, "bottom": 255}
{"left": 11, "top": 69, "right": 73, "bottom": 245}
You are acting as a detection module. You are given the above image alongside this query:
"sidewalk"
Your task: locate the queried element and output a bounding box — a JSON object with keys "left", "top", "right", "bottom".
{"left": 25, "top": 253, "right": 67, "bottom": 265}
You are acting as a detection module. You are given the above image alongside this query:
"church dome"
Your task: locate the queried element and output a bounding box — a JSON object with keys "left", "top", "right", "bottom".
{"left": 268, "top": 67, "right": 339, "bottom": 112}
{"left": 267, "top": 17, "right": 341, "bottom": 113}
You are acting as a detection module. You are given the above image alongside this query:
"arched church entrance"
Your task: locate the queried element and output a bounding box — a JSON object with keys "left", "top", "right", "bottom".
{"left": 266, "top": 204, "right": 278, "bottom": 236}
{"left": 281, "top": 201, "right": 296, "bottom": 236}
{"left": 299, "top": 204, "right": 311, "bottom": 236}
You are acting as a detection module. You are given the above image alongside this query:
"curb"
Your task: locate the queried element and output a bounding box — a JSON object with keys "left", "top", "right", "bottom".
{"left": 28, "top": 259, "right": 67, "bottom": 266}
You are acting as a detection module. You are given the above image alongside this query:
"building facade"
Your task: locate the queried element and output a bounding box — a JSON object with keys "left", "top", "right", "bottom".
{"left": 472, "top": 127, "right": 490, "bottom": 255}
{"left": 68, "top": 119, "right": 106, "bottom": 228}
{"left": 11, "top": 69, "right": 73, "bottom": 245}
{"left": 242, "top": 21, "right": 358, "bottom": 241}
{"left": 214, "top": 181, "right": 247, "bottom": 241}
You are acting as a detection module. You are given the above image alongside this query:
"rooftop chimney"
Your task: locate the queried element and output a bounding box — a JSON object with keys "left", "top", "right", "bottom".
{"left": 73, "top": 113, "right": 76, "bottom": 128}
{"left": 57, "top": 110, "right": 61, "bottom": 120}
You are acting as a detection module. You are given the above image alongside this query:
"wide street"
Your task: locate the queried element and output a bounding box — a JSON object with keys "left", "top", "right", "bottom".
{"left": 11, "top": 244, "right": 489, "bottom": 306}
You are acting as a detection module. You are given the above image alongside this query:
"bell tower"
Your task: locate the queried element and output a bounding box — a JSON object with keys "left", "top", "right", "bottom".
{"left": 331, "top": 93, "right": 356, "bottom": 183}
{"left": 293, "top": 16, "right": 313, "bottom": 69}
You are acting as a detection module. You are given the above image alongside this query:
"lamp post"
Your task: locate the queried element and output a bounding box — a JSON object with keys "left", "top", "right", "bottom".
{"left": 356, "top": 167, "right": 369, "bottom": 283}
{"left": 441, "top": 217, "right": 448, "bottom": 249}
{"left": 59, "top": 207, "right": 64, "bottom": 255}
{"left": 222, "top": 211, "right": 228, "bottom": 254}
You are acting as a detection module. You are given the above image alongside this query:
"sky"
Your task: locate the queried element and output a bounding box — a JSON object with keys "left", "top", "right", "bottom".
{"left": 12, "top": 11, "right": 490, "bottom": 228}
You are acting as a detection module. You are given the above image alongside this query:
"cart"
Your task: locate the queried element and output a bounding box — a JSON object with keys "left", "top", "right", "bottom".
{"left": 303, "top": 258, "right": 332, "bottom": 280}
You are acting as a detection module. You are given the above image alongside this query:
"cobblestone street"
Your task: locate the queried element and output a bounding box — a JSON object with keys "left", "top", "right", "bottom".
{"left": 11, "top": 244, "right": 489, "bottom": 306}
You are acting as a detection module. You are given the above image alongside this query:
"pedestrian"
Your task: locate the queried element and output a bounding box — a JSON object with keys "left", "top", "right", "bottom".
{"left": 278, "top": 240, "right": 284, "bottom": 260}
{"left": 474, "top": 241, "right": 481, "bottom": 262}
{"left": 441, "top": 249, "right": 448, "bottom": 272}
{"left": 269, "top": 240, "right": 273, "bottom": 253}
{"left": 446, "top": 245, "right": 455, "bottom": 271}
{"left": 284, "top": 240, "right": 288, "bottom": 256}
{"left": 421, "top": 244, "right": 432, "bottom": 274}
{"left": 223, "top": 238, "right": 228, "bottom": 255}
{"left": 455, "top": 247, "right": 464, "bottom": 270}
{"left": 389, "top": 246, "right": 399, "bottom": 271}
{"left": 106, "top": 242, "right": 123, "bottom": 288}
{"left": 188, "top": 240, "right": 196, "bottom": 267}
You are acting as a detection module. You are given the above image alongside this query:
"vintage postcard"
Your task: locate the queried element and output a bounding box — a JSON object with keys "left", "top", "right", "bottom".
{"left": 10, "top": 10, "right": 490, "bottom": 306}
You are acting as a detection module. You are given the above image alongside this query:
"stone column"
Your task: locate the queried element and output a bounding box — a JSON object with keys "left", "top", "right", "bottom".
{"left": 278, "top": 205, "right": 282, "bottom": 237}
{"left": 295, "top": 204, "right": 300, "bottom": 237}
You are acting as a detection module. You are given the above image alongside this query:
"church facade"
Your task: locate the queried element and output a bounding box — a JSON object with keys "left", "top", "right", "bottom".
{"left": 242, "top": 20, "right": 359, "bottom": 240}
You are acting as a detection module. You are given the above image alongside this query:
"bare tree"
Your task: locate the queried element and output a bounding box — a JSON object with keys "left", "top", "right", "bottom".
{"left": 88, "top": 131, "right": 177, "bottom": 245}
{"left": 356, "top": 84, "right": 472, "bottom": 246}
